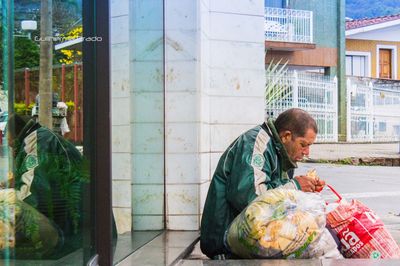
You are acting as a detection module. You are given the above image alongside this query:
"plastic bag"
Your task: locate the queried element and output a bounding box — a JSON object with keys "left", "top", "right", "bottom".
{"left": 326, "top": 185, "right": 400, "bottom": 259}
{"left": 226, "top": 188, "right": 327, "bottom": 259}
{"left": 0, "top": 189, "right": 59, "bottom": 257}
{"left": 60, "top": 117, "right": 70, "bottom": 135}
{"left": 0, "top": 189, "right": 16, "bottom": 249}
{"left": 301, "top": 228, "right": 343, "bottom": 259}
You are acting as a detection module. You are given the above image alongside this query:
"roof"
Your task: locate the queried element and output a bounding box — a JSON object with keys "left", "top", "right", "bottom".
{"left": 54, "top": 37, "right": 83, "bottom": 51}
{"left": 346, "top": 14, "right": 400, "bottom": 30}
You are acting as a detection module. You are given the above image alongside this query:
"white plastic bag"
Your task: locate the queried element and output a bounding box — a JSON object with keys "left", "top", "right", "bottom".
{"left": 300, "top": 228, "right": 343, "bottom": 259}
{"left": 226, "top": 188, "right": 327, "bottom": 259}
{"left": 60, "top": 117, "right": 70, "bottom": 135}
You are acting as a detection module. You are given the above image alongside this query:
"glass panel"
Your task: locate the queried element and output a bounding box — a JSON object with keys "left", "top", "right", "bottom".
{"left": 1, "top": 0, "right": 94, "bottom": 264}
{"left": 360, "top": 56, "right": 365, "bottom": 76}
{"left": 352, "top": 56, "right": 361, "bottom": 76}
{"left": 110, "top": 0, "right": 165, "bottom": 264}
{"left": 346, "top": 56, "right": 352, "bottom": 75}
{"left": 348, "top": 55, "right": 366, "bottom": 77}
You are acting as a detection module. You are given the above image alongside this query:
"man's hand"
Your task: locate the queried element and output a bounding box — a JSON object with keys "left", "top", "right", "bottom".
{"left": 294, "top": 175, "right": 325, "bottom": 192}
{"left": 314, "top": 178, "right": 326, "bottom": 192}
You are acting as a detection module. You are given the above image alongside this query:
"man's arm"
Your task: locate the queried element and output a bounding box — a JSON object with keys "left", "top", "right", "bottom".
{"left": 225, "top": 150, "right": 276, "bottom": 213}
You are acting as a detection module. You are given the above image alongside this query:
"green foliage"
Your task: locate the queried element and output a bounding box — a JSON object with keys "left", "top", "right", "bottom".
{"left": 14, "top": 101, "right": 74, "bottom": 116}
{"left": 65, "top": 101, "right": 75, "bottom": 112}
{"left": 14, "top": 37, "right": 40, "bottom": 69}
{"left": 14, "top": 102, "right": 36, "bottom": 116}
{"left": 17, "top": 202, "right": 42, "bottom": 250}
{"left": 346, "top": 0, "right": 400, "bottom": 19}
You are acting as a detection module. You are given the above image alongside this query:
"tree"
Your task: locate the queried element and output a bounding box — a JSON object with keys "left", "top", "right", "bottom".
{"left": 38, "top": 0, "right": 53, "bottom": 128}
{"left": 14, "top": 37, "right": 40, "bottom": 69}
{"left": 346, "top": 0, "right": 400, "bottom": 19}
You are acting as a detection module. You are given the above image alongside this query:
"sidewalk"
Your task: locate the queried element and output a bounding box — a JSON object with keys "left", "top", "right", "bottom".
{"left": 124, "top": 231, "right": 400, "bottom": 265}
{"left": 308, "top": 143, "right": 400, "bottom": 166}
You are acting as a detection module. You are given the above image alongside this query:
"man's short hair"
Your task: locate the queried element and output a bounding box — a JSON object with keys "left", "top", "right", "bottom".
{"left": 274, "top": 108, "right": 318, "bottom": 137}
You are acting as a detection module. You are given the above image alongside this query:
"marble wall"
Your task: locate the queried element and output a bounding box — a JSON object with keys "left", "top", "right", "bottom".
{"left": 164, "top": 0, "right": 265, "bottom": 230}
{"left": 130, "top": 0, "right": 165, "bottom": 231}
{"left": 111, "top": 0, "right": 265, "bottom": 231}
{"left": 111, "top": 0, "right": 132, "bottom": 234}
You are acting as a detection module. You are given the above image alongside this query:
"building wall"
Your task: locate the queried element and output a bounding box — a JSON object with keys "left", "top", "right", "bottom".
{"left": 266, "top": 0, "right": 341, "bottom": 69}
{"left": 164, "top": 0, "right": 265, "bottom": 230}
{"left": 346, "top": 39, "right": 400, "bottom": 79}
{"left": 129, "top": 0, "right": 165, "bottom": 231}
{"left": 266, "top": 47, "right": 337, "bottom": 67}
{"left": 347, "top": 24, "right": 400, "bottom": 42}
{"left": 111, "top": 0, "right": 266, "bottom": 231}
{"left": 164, "top": 0, "right": 202, "bottom": 230}
{"left": 207, "top": 0, "right": 265, "bottom": 173}
{"left": 290, "top": 0, "right": 339, "bottom": 48}
{"left": 111, "top": 0, "right": 132, "bottom": 234}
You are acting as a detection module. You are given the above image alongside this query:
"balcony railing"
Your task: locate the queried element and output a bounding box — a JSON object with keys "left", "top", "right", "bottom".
{"left": 265, "top": 7, "right": 313, "bottom": 43}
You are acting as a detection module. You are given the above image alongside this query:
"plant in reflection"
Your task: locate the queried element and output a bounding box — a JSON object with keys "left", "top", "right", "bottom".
{"left": 265, "top": 59, "right": 291, "bottom": 107}
{"left": 58, "top": 26, "right": 82, "bottom": 64}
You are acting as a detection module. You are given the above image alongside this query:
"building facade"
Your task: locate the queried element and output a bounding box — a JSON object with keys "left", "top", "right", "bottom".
{"left": 345, "top": 14, "right": 400, "bottom": 142}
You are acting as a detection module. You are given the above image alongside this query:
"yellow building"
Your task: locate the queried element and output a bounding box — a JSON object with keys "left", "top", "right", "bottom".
{"left": 346, "top": 14, "right": 400, "bottom": 80}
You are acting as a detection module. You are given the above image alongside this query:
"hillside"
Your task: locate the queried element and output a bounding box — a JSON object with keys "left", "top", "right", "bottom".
{"left": 346, "top": 0, "right": 400, "bottom": 19}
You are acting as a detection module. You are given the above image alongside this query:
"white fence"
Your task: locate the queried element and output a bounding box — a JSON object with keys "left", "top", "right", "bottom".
{"left": 265, "top": 7, "right": 313, "bottom": 43}
{"left": 347, "top": 77, "right": 400, "bottom": 142}
{"left": 266, "top": 71, "right": 338, "bottom": 142}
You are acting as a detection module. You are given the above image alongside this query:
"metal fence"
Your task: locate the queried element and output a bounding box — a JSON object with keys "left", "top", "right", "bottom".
{"left": 265, "top": 7, "right": 313, "bottom": 43}
{"left": 266, "top": 71, "right": 338, "bottom": 142}
{"left": 347, "top": 77, "right": 400, "bottom": 142}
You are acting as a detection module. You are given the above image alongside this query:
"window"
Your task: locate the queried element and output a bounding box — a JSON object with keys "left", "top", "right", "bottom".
{"left": 346, "top": 55, "right": 367, "bottom": 77}
{"left": 378, "top": 122, "right": 387, "bottom": 132}
{"left": 394, "top": 125, "right": 400, "bottom": 136}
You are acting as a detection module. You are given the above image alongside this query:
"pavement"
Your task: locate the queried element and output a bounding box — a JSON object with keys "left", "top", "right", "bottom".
{"left": 176, "top": 162, "right": 400, "bottom": 265}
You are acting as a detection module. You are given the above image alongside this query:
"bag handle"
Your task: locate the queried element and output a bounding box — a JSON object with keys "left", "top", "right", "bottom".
{"left": 325, "top": 184, "right": 342, "bottom": 202}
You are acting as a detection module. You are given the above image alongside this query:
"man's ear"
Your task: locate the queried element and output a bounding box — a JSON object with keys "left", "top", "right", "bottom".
{"left": 280, "top": 130, "right": 292, "bottom": 144}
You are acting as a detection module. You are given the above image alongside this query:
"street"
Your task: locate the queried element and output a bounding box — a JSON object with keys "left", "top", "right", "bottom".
{"left": 297, "top": 163, "right": 400, "bottom": 244}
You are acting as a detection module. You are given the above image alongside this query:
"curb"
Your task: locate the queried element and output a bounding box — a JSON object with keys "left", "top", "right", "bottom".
{"left": 305, "top": 157, "right": 400, "bottom": 166}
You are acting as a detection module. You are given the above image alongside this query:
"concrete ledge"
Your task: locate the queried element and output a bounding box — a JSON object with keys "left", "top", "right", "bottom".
{"left": 310, "top": 143, "right": 399, "bottom": 158}
{"left": 117, "top": 231, "right": 199, "bottom": 266}
{"left": 304, "top": 157, "right": 400, "bottom": 167}
{"left": 179, "top": 259, "right": 400, "bottom": 265}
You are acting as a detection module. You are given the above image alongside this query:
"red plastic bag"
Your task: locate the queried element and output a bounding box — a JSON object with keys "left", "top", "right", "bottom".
{"left": 325, "top": 185, "right": 400, "bottom": 259}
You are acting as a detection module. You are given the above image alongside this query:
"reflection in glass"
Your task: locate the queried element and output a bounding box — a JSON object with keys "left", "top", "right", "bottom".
{"left": 1, "top": 0, "right": 90, "bottom": 264}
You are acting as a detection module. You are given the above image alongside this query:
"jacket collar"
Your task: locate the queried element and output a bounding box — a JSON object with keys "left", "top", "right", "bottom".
{"left": 262, "top": 118, "right": 297, "bottom": 171}
{"left": 17, "top": 119, "right": 40, "bottom": 142}
{"left": 14, "top": 119, "right": 40, "bottom": 153}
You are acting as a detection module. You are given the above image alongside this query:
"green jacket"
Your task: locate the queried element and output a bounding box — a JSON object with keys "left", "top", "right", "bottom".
{"left": 200, "top": 119, "right": 300, "bottom": 259}
{"left": 13, "top": 119, "right": 87, "bottom": 259}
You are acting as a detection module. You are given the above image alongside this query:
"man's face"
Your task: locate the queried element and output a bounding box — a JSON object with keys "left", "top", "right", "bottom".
{"left": 281, "top": 128, "right": 317, "bottom": 162}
